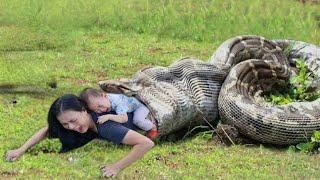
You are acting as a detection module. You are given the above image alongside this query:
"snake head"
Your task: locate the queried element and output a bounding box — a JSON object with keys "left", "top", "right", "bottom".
{"left": 99, "top": 78, "right": 153, "bottom": 96}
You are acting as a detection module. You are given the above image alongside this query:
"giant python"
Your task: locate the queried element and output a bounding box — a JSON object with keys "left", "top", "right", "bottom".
{"left": 99, "top": 35, "right": 320, "bottom": 145}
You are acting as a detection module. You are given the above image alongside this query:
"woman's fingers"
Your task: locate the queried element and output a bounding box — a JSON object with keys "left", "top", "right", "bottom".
{"left": 5, "top": 156, "right": 11, "bottom": 161}
{"left": 5, "top": 151, "right": 18, "bottom": 161}
{"left": 6, "top": 156, "right": 16, "bottom": 162}
{"left": 102, "top": 170, "right": 114, "bottom": 178}
{"left": 9, "top": 157, "right": 17, "bottom": 161}
{"left": 6, "top": 155, "right": 14, "bottom": 161}
{"left": 101, "top": 165, "right": 117, "bottom": 178}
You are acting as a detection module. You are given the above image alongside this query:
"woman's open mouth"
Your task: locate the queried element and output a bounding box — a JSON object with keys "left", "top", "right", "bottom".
{"left": 78, "top": 126, "right": 85, "bottom": 133}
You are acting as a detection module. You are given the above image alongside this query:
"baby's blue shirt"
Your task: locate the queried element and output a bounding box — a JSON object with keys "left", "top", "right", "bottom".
{"left": 107, "top": 93, "right": 143, "bottom": 115}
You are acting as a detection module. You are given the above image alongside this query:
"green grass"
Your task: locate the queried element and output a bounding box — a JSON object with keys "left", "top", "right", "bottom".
{"left": 1, "top": 0, "right": 320, "bottom": 179}
{"left": 0, "top": 0, "right": 319, "bottom": 44}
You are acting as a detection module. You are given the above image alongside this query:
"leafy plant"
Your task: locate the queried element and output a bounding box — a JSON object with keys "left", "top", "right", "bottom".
{"left": 265, "top": 58, "right": 320, "bottom": 104}
{"left": 295, "top": 131, "right": 320, "bottom": 153}
{"left": 264, "top": 59, "right": 320, "bottom": 153}
{"left": 290, "top": 59, "right": 314, "bottom": 99}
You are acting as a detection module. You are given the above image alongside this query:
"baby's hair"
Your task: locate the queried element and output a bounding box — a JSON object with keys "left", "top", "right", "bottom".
{"left": 79, "top": 88, "right": 104, "bottom": 103}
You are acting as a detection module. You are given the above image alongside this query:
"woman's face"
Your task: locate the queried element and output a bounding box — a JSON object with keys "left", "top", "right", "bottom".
{"left": 57, "top": 110, "right": 91, "bottom": 133}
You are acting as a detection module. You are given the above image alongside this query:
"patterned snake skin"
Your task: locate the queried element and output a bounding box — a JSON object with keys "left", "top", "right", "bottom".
{"left": 216, "top": 36, "right": 320, "bottom": 145}
{"left": 99, "top": 35, "right": 320, "bottom": 145}
{"left": 99, "top": 58, "right": 228, "bottom": 135}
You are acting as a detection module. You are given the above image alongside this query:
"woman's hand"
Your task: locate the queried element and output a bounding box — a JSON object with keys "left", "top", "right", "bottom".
{"left": 5, "top": 148, "right": 24, "bottom": 161}
{"left": 5, "top": 127, "right": 48, "bottom": 162}
{"left": 100, "top": 164, "right": 120, "bottom": 178}
{"left": 100, "top": 130, "right": 154, "bottom": 177}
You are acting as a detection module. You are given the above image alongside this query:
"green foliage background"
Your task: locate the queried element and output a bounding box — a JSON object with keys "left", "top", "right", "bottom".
{"left": 0, "top": 0, "right": 319, "bottom": 178}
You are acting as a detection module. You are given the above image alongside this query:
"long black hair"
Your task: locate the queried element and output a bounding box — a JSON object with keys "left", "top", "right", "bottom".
{"left": 47, "top": 94, "right": 97, "bottom": 153}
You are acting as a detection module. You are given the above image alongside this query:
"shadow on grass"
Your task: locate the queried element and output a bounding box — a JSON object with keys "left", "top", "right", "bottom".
{"left": 167, "top": 124, "right": 300, "bottom": 154}
{"left": 0, "top": 84, "right": 57, "bottom": 99}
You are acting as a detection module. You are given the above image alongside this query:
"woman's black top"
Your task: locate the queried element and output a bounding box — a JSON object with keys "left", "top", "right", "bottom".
{"left": 54, "top": 111, "right": 137, "bottom": 153}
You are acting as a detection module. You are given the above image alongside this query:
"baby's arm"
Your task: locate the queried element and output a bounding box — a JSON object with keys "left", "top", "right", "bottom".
{"left": 6, "top": 126, "right": 48, "bottom": 161}
{"left": 97, "top": 97, "right": 129, "bottom": 124}
{"left": 97, "top": 114, "right": 128, "bottom": 124}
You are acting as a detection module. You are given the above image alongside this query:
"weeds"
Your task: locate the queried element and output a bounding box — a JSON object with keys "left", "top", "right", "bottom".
{"left": 264, "top": 58, "right": 320, "bottom": 153}
{"left": 265, "top": 59, "right": 320, "bottom": 105}
{"left": 290, "top": 131, "right": 320, "bottom": 153}
{"left": 1, "top": 0, "right": 320, "bottom": 178}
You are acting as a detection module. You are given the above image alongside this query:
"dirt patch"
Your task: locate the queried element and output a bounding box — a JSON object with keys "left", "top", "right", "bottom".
{"left": 0, "top": 170, "right": 19, "bottom": 177}
{"left": 28, "top": 146, "right": 59, "bottom": 155}
{"left": 154, "top": 151, "right": 181, "bottom": 169}
{"left": 297, "top": 0, "right": 319, "bottom": 5}
{"left": 94, "top": 69, "right": 108, "bottom": 81}
{"left": 147, "top": 47, "right": 163, "bottom": 54}
{"left": 212, "top": 124, "right": 255, "bottom": 146}
{"left": 315, "top": 15, "right": 320, "bottom": 28}
{"left": 58, "top": 76, "right": 92, "bottom": 86}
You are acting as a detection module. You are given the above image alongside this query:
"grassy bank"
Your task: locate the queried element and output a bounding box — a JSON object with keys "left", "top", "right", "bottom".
{"left": 0, "top": 0, "right": 319, "bottom": 46}
{"left": 1, "top": 0, "right": 320, "bottom": 179}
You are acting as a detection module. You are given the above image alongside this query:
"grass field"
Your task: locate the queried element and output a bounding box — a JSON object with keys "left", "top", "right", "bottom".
{"left": 1, "top": 0, "right": 320, "bottom": 179}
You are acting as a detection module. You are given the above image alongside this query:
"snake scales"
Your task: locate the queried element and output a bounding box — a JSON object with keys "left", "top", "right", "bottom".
{"left": 99, "top": 35, "right": 320, "bottom": 145}
{"left": 100, "top": 58, "right": 229, "bottom": 135}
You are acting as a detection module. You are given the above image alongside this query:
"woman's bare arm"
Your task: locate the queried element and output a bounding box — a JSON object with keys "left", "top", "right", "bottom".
{"left": 101, "top": 130, "right": 154, "bottom": 177}
{"left": 6, "top": 126, "right": 48, "bottom": 161}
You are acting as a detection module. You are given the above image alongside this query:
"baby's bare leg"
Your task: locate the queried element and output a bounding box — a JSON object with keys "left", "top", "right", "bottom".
{"left": 133, "top": 106, "right": 154, "bottom": 131}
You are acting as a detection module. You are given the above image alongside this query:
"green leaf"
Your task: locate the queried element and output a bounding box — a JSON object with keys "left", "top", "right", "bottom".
{"left": 311, "top": 131, "right": 320, "bottom": 143}
{"left": 296, "top": 142, "right": 316, "bottom": 153}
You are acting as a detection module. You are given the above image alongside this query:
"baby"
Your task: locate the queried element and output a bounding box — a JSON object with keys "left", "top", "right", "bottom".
{"left": 80, "top": 88, "right": 159, "bottom": 139}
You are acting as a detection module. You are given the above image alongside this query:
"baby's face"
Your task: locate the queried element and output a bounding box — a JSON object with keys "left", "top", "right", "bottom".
{"left": 88, "top": 94, "right": 111, "bottom": 113}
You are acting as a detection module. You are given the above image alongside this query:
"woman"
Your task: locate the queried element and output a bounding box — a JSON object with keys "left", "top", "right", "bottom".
{"left": 5, "top": 94, "right": 154, "bottom": 178}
